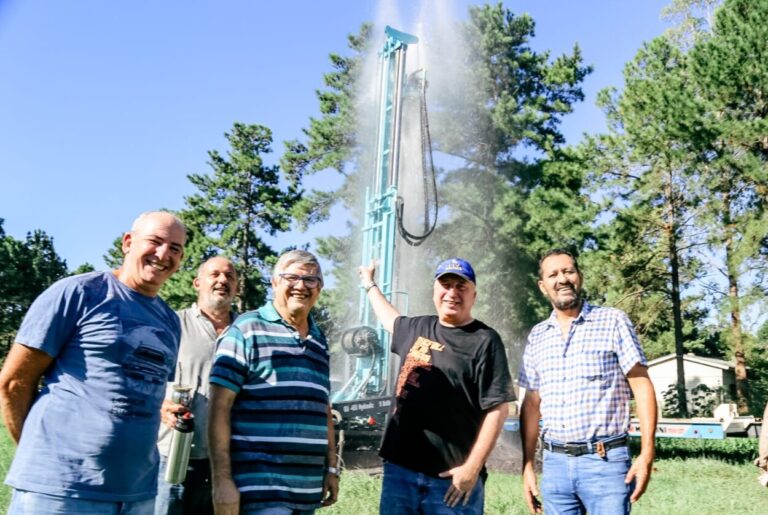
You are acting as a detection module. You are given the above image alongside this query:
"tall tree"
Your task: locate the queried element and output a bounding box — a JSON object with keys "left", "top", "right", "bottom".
{"left": 184, "top": 122, "right": 301, "bottom": 311}
{"left": 685, "top": 0, "right": 768, "bottom": 413}
{"left": 428, "top": 3, "right": 593, "bottom": 348}
{"left": 585, "top": 37, "right": 707, "bottom": 415}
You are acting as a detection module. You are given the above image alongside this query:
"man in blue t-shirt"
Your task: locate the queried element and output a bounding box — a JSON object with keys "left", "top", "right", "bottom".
{"left": 0, "top": 211, "right": 187, "bottom": 515}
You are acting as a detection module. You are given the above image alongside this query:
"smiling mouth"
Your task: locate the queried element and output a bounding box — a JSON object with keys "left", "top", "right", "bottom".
{"left": 147, "top": 261, "right": 169, "bottom": 272}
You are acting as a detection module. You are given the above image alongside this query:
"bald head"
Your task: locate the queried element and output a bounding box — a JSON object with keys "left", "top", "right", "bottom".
{"left": 131, "top": 211, "right": 187, "bottom": 244}
{"left": 118, "top": 211, "right": 187, "bottom": 297}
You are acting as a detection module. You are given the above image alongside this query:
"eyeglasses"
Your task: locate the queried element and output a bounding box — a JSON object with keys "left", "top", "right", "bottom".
{"left": 278, "top": 273, "right": 322, "bottom": 289}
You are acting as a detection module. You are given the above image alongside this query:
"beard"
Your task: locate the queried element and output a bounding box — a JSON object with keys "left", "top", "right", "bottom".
{"left": 201, "top": 291, "right": 233, "bottom": 311}
{"left": 553, "top": 296, "right": 581, "bottom": 310}
{"left": 551, "top": 285, "right": 582, "bottom": 311}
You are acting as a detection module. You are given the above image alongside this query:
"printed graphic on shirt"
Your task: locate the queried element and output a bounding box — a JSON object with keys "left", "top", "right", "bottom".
{"left": 395, "top": 336, "right": 444, "bottom": 398}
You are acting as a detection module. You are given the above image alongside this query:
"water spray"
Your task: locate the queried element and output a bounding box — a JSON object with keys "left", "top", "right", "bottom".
{"left": 332, "top": 25, "right": 436, "bottom": 426}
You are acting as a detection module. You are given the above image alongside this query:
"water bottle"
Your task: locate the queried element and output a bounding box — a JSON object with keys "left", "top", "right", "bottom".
{"left": 164, "top": 411, "right": 195, "bottom": 484}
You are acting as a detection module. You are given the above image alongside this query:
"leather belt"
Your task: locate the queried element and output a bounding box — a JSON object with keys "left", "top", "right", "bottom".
{"left": 543, "top": 435, "right": 628, "bottom": 457}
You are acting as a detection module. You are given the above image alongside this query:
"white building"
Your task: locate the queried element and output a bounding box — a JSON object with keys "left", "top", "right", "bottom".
{"left": 646, "top": 353, "right": 737, "bottom": 414}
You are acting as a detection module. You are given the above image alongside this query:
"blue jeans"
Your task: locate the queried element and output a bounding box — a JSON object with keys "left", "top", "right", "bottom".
{"left": 541, "top": 445, "right": 633, "bottom": 515}
{"left": 380, "top": 461, "right": 484, "bottom": 515}
{"left": 155, "top": 456, "right": 213, "bottom": 515}
{"left": 8, "top": 489, "right": 154, "bottom": 515}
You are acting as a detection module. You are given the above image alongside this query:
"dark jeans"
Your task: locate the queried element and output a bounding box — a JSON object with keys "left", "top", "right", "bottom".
{"left": 155, "top": 457, "right": 213, "bottom": 515}
{"left": 379, "top": 462, "right": 484, "bottom": 514}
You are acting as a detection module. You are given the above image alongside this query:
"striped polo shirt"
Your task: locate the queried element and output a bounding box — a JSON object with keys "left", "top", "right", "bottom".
{"left": 210, "top": 302, "right": 330, "bottom": 512}
{"left": 519, "top": 302, "right": 646, "bottom": 442}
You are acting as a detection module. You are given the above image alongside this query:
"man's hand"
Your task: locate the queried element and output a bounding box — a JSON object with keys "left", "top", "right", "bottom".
{"left": 212, "top": 477, "right": 240, "bottom": 515}
{"left": 626, "top": 452, "right": 653, "bottom": 503}
{"left": 358, "top": 262, "right": 376, "bottom": 287}
{"left": 439, "top": 464, "right": 479, "bottom": 508}
{"left": 522, "top": 465, "right": 542, "bottom": 513}
{"left": 160, "top": 398, "right": 189, "bottom": 429}
{"left": 321, "top": 473, "right": 339, "bottom": 506}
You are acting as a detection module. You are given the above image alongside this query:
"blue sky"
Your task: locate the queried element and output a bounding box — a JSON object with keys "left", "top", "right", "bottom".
{"left": 0, "top": 0, "right": 671, "bottom": 270}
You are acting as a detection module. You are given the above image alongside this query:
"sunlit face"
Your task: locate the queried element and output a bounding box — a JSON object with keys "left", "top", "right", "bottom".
{"left": 538, "top": 253, "right": 583, "bottom": 311}
{"left": 194, "top": 257, "right": 237, "bottom": 311}
{"left": 121, "top": 213, "right": 185, "bottom": 297}
{"left": 433, "top": 274, "right": 476, "bottom": 327}
{"left": 271, "top": 262, "right": 322, "bottom": 319}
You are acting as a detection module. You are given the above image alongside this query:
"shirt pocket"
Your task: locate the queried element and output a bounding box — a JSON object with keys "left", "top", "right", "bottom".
{"left": 118, "top": 324, "right": 175, "bottom": 410}
{"left": 577, "top": 350, "right": 616, "bottom": 386}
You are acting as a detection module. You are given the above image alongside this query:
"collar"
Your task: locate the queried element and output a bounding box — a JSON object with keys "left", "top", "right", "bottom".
{"left": 260, "top": 302, "right": 321, "bottom": 339}
{"left": 544, "top": 300, "right": 594, "bottom": 328}
{"left": 190, "top": 302, "right": 237, "bottom": 323}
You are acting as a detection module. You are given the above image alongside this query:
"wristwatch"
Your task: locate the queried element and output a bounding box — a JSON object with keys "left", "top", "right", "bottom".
{"left": 326, "top": 466, "right": 341, "bottom": 477}
{"left": 363, "top": 281, "right": 377, "bottom": 292}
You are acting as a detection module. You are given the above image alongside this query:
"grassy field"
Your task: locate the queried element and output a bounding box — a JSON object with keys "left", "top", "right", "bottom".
{"left": 0, "top": 433, "right": 765, "bottom": 514}
{"left": 324, "top": 459, "right": 767, "bottom": 515}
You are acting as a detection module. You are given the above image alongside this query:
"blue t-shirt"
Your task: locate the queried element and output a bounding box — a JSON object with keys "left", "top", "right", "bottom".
{"left": 5, "top": 271, "right": 181, "bottom": 502}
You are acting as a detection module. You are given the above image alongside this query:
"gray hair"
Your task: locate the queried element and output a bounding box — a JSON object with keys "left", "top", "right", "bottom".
{"left": 273, "top": 250, "right": 323, "bottom": 284}
{"left": 131, "top": 211, "right": 187, "bottom": 242}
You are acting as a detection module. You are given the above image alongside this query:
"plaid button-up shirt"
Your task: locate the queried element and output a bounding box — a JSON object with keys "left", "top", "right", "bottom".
{"left": 519, "top": 302, "right": 646, "bottom": 442}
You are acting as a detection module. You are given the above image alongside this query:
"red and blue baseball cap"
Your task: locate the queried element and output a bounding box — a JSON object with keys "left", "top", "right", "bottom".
{"left": 434, "top": 258, "right": 476, "bottom": 284}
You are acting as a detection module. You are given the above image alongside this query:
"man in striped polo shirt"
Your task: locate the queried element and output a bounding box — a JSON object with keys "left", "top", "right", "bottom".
{"left": 208, "top": 250, "right": 338, "bottom": 515}
{"left": 519, "top": 249, "right": 657, "bottom": 514}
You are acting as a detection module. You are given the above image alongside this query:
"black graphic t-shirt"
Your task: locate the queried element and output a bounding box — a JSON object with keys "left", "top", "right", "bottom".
{"left": 379, "top": 315, "right": 516, "bottom": 477}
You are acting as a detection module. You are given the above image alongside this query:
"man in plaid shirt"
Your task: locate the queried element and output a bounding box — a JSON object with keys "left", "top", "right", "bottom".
{"left": 519, "top": 249, "right": 657, "bottom": 514}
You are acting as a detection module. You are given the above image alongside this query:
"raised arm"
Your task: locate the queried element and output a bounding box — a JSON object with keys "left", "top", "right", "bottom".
{"left": 358, "top": 262, "right": 400, "bottom": 333}
{"left": 0, "top": 344, "right": 54, "bottom": 443}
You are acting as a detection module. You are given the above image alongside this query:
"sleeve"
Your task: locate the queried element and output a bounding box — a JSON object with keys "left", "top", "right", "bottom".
{"left": 517, "top": 334, "right": 540, "bottom": 391}
{"left": 209, "top": 321, "right": 250, "bottom": 393}
{"left": 391, "top": 315, "right": 413, "bottom": 357}
{"left": 15, "top": 277, "right": 85, "bottom": 358}
{"left": 477, "top": 331, "right": 516, "bottom": 409}
{"left": 614, "top": 310, "right": 647, "bottom": 374}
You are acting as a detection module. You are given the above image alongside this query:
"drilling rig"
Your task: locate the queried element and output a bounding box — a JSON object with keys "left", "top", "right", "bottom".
{"left": 331, "top": 26, "right": 437, "bottom": 465}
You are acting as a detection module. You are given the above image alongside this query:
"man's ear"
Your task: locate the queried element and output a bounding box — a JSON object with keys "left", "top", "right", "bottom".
{"left": 121, "top": 232, "right": 132, "bottom": 255}
{"left": 537, "top": 280, "right": 547, "bottom": 297}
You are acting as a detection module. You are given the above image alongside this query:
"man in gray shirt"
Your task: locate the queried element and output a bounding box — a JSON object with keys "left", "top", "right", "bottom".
{"left": 156, "top": 257, "right": 238, "bottom": 515}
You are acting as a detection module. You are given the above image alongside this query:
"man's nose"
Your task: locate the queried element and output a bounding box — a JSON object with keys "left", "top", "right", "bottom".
{"left": 155, "top": 243, "right": 171, "bottom": 260}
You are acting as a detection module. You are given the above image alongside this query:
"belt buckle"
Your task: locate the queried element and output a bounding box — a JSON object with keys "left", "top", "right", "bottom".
{"left": 564, "top": 443, "right": 582, "bottom": 456}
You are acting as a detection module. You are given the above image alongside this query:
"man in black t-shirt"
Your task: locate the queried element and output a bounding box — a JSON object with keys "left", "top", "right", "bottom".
{"left": 359, "top": 258, "right": 515, "bottom": 514}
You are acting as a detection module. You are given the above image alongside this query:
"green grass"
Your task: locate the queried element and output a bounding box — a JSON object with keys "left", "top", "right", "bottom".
{"left": 0, "top": 423, "right": 13, "bottom": 509}
{"left": 0, "top": 430, "right": 765, "bottom": 514}
{"left": 325, "top": 458, "right": 767, "bottom": 515}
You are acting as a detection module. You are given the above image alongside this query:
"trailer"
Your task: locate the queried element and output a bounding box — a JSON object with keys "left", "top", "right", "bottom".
{"left": 629, "top": 403, "right": 761, "bottom": 439}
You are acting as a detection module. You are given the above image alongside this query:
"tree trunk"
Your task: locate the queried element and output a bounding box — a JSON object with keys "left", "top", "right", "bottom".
{"left": 723, "top": 191, "right": 749, "bottom": 414}
{"left": 665, "top": 170, "right": 688, "bottom": 417}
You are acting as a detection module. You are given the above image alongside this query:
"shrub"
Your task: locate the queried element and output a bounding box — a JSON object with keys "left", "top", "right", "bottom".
{"left": 630, "top": 436, "right": 758, "bottom": 464}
